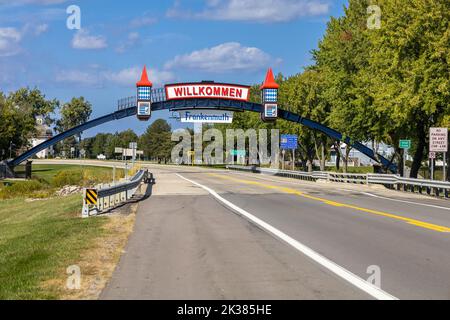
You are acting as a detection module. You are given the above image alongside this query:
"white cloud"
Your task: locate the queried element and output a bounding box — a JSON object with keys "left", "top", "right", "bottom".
{"left": 164, "top": 42, "right": 275, "bottom": 73}
{"left": 71, "top": 29, "right": 108, "bottom": 50}
{"left": 55, "top": 66, "right": 175, "bottom": 88}
{"left": 130, "top": 14, "right": 157, "bottom": 28}
{"left": 105, "top": 66, "right": 176, "bottom": 86}
{"left": 116, "top": 32, "right": 140, "bottom": 53}
{"left": 34, "top": 23, "right": 49, "bottom": 35}
{"left": 55, "top": 69, "right": 99, "bottom": 86}
{"left": 0, "top": 27, "right": 23, "bottom": 57}
{"left": 167, "top": 0, "right": 330, "bottom": 22}
{"left": 0, "top": 23, "right": 49, "bottom": 57}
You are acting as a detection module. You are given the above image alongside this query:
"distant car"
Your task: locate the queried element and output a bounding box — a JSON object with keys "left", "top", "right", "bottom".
{"left": 97, "top": 154, "right": 106, "bottom": 160}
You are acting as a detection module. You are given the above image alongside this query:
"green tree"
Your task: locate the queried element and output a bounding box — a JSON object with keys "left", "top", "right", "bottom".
{"left": 55, "top": 97, "right": 92, "bottom": 156}
{"left": 140, "top": 119, "right": 173, "bottom": 162}
{"left": 366, "top": 0, "right": 450, "bottom": 177}
{"left": 280, "top": 69, "right": 331, "bottom": 171}
{"left": 0, "top": 94, "right": 34, "bottom": 160}
{"left": 8, "top": 88, "right": 59, "bottom": 125}
{"left": 0, "top": 88, "right": 58, "bottom": 160}
{"left": 313, "top": 0, "right": 375, "bottom": 172}
{"left": 91, "top": 133, "right": 113, "bottom": 158}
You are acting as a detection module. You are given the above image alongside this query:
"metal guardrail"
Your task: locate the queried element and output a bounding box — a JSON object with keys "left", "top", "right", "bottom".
{"left": 227, "top": 165, "right": 450, "bottom": 198}
{"left": 82, "top": 169, "right": 153, "bottom": 218}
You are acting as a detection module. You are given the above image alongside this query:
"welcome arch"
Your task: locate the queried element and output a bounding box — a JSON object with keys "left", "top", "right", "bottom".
{"left": 8, "top": 67, "right": 397, "bottom": 173}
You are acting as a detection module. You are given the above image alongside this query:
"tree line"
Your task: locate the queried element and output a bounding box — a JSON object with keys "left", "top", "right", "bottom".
{"left": 79, "top": 119, "right": 174, "bottom": 163}
{"left": 0, "top": 86, "right": 174, "bottom": 163}
{"left": 0, "top": 88, "right": 92, "bottom": 161}
{"left": 219, "top": 0, "right": 449, "bottom": 178}
{"left": 2, "top": 1, "right": 448, "bottom": 179}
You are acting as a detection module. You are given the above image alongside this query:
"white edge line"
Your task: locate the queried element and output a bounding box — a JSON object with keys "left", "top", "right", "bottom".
{"left": 176, "top": 173, "right": 398, "bottom": 301}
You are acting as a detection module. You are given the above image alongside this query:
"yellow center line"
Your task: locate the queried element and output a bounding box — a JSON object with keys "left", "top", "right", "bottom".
{"left": 207, "top": 173, "right": 450, "bottom": 233}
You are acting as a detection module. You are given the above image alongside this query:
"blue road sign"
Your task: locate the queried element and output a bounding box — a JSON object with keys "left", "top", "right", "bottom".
{"left": 281, "top": 135, "right": 298, "bottom": 149}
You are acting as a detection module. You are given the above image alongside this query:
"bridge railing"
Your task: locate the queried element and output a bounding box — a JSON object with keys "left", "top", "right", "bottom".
{"left": 82, "top": 169, "right": 154, "bottom": 218}
{"left": 117, "top": 96, "right": 136, "bottom": 110}
{"left": 226, "top": 165, "right": 450, "bottom": 198}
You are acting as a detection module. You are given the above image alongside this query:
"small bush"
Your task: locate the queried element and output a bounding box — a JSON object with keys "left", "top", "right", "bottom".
{"left": 0, "top": 180, "right": 46, "bottom": 199}
{"left": 51, "top": 171, "right": 83, "bottom": 188}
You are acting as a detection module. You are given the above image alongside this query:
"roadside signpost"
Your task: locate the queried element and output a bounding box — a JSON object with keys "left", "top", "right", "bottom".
{"left": 399, "top": 140, "right": 411, "bottom": 178}
{"left": 430, "top": 128, "right": 448, "bottom": 181}
{"left": 188, "top": 151, "right": 195, "bottom": 166}
{"left": 231, "top": 150, "right": 246, "bottom": 165}
{"left": 430, "top": 152, "right": 436, "bottom": 180}
{"left": 399, "top": 140, "right": 411, "bottom": 149}
{"left": 281, "top": 135, "right": 298, "bottom": 171}
{"left": 230, "top": 150, "right": 246, "bottom": 157}
{"left": 129, "top": 142, "right": 138, "bottom": 168}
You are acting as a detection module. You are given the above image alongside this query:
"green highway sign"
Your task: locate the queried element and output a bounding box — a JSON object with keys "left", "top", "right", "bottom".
{"left": 399, "top": 140, "right": 411, "bottom": 149}
{"left": 231, "top": 150, "right": 246, "bottom": 157}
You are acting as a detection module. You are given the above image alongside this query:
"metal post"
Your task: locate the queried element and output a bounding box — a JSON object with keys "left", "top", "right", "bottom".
{"left": 113, "top": 166, "right": 116, "bottom": 185}
{"left": 431, "top": 158, "right": 434, "bottom": 181}
{"left": 444, "top": 152, "right": 447, "bottom": 182}
{"left": 282, "top": 149, "right": 285, "bottom": 171}
{"left": 403, "top": 149, "right": 407, "bottom": 178}
{"left": 292, "top": 149, "right": 295, "bottom": 171}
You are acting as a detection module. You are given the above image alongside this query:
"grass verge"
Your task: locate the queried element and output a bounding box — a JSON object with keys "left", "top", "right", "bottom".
{"left": 0, "top": 164, "right": 136, "bottom": 300}
{"left": 0, "top": 165, "right": 125, "bottom": 200}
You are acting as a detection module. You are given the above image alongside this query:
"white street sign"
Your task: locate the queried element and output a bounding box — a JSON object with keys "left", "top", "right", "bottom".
{"left": 430, "top": 127, "right": 448, "bottom": 152}
{"left": 429, "top": 152, "right": 436, "bottom": 159}
{"left": 179, "top": 110, "right": 233, "bottom": 124}
{"left": 122, "top": 148, "right": 133, "bottom": 157}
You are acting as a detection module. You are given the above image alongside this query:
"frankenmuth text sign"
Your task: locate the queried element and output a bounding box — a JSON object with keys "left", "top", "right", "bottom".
{"left": 179, "top": 110, "right": 234, "bottom": 124}
{"left": 165, "top": 83, "right": 250, "bottom": 101}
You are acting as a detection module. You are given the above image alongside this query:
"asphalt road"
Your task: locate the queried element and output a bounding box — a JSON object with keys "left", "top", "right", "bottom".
{"left": 94, "top": 164, "right": 450, "bottom": 300}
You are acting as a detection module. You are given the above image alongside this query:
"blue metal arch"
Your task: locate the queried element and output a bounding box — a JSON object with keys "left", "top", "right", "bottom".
{"left": 9, "top": 106, "right": 137, "bottom": 167}
{"left": 9, "top": 98, "right": 397, "bottom": 172}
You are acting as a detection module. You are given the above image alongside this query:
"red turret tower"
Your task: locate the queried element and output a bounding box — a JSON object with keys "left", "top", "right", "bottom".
{"left": 260, "top": 68, "right": 279, "bottom": 122}
{"left": 136, "top": 66, "right": 152, "bottom": 121}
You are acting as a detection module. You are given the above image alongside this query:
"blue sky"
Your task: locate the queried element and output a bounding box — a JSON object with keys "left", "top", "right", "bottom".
{"left": 0, "top": 0, "right": 348, "bottom": 136}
